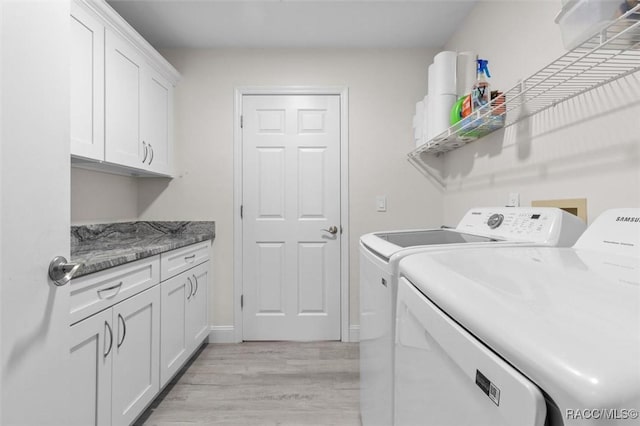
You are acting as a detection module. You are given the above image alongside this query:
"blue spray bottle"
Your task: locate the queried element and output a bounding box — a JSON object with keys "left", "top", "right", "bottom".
{"left": 472, "top": 59, "right": 491, "bottom": 111}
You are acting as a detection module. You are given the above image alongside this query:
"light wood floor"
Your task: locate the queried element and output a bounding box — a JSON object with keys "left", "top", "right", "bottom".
{"left": 136, "top": 341, "right": 361, "bottom": 425}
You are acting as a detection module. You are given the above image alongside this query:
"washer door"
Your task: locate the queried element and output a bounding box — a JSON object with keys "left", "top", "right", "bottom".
{"left": 395, "top": 278, "right": 547, "bottom": 426}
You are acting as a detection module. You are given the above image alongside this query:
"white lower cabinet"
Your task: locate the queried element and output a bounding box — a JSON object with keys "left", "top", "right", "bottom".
{"left": 70, "top": 242, "right": 210, "bottom": 425}
{"left": 159, "top": 272, "right": 189, "bottom": 386}
{"left": 70, "top": 285, "right": 160, "bottom": 426}
{"left": 186, "top": 262, "right": 209, "bottom": 352}
{"left": 160, "top": 260, "right": 209, "bottom": 387}
{"left": 70, "top": 309, "right": 113, "bottom": 426}
{"left": 111, "top": 286, "right": 160, "bottom": 426}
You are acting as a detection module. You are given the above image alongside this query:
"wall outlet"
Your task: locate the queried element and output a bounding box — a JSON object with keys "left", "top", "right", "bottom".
{"left": 376, "top": 195, "right": 387, "bottom": 212}
{"left": 507, "top": 192, "right": 520, "bottom": 207}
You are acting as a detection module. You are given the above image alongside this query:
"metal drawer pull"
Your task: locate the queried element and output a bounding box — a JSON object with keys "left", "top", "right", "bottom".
{"left": 187, "top": 277, "right": 193, "bottom": 300}
{"left": 184, "top": 254, "right": 196, "bottom": 263}
{"left": 142, "top": 141, "right": 148, "bottom": 163}
{"left": 104, "top": 321, "right": 113, "bottom": 358}
{"left": 97, "top": 281, "right": 123, "bottom": 299}
{"left": 192, "top": 274, "right": 198, "bottom": 297}
{"left": 117, "top": 314, "right": 126, "bottom": 348}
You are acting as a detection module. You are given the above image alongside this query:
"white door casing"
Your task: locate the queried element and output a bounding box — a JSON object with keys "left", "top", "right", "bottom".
{"left": 241, "top": 94, "right": 342, "bottom": 341}
{"left": 1, "top": 2, "right": 71, "bottom": 424}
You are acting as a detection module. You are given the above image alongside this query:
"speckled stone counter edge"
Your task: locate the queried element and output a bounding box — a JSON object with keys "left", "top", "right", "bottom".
{"left": 71, "top": 221, "right": 215, "bottom": 278}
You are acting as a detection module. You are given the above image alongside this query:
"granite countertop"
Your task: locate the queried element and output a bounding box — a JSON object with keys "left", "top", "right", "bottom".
{"left": 71, "top": 221, "right": 215, "bottom": 278}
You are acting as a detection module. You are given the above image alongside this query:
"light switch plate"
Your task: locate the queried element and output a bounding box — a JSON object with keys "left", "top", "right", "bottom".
{"left": 376, "top": 196, "right": 387, "bottom": 212}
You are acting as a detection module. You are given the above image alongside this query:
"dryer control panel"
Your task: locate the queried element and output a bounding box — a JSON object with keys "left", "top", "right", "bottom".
{"left": 573, "top": 208, "right": 640, "bottom": 257}
{"left": 456, "top": 207, "right": 586, "bottom": 246}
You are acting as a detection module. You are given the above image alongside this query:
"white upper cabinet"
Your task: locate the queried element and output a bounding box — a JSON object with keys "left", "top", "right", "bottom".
{"left": 105, "top": 28, "right": 144, "bottom": 169}
{"left": 70, "top": 1, "right": 104, "bottom": 161}
{"left": 70, "top": 0, "right": 180, "bottom": 177}
{"left": 142, "top": 68, "right": 173, "bottom": 175}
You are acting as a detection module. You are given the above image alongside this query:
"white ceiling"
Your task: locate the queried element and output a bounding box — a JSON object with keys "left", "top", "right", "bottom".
{"left": 106, "top": 0, "right": 480, "bottom": 49}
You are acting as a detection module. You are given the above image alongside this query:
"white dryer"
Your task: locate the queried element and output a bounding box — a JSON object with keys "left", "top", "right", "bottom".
{"left": 395, "top": 208, "right": 640, "bottom": 426}
{"left": 359, "top": 207, "right": 587, "bottom": 426}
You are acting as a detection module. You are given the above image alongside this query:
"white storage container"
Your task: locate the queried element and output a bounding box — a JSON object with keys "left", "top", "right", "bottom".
{"left": 555, "top": 0, "right": 621, "bottom": 49}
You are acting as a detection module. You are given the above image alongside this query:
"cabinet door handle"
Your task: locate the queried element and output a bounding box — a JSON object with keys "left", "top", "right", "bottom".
{"left": 104, "top": 320, "right": 113, "bottom": 358}
{"left": 148, "top": 144, "right": 154, "bottom": 165}
{"left": 117, "top": 313, "right": 127, "bottom": 348}
{"left": 142, "top": 141, "right": 148, "bottom": 163}
{"left": 192, "top": 274, "right": 198, "bottom": 297}
{"left": 187, "top": 277, "right": 193, "bottom": 300}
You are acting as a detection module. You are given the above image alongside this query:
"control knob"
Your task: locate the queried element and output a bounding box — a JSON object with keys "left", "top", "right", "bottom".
{"left": 487, "top": 213, "right": 504, "bottom": 229}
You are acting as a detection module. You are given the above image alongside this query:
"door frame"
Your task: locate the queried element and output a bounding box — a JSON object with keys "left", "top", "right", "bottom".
{"left": 233, "top": 86, "right": 350, "bottom": 342}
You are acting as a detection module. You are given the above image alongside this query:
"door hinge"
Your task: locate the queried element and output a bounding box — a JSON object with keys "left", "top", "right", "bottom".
{"left": 240, "top": 294, "right": 244, "bottom": 309}
{"left": 240, "top": 115, "right": 243, "bottom": 129}
{"left": 240, "top": 205, "right": 243, "bottom": 219}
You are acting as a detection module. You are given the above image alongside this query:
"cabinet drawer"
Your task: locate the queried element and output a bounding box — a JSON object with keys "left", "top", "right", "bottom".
{"left": 70, "top": 256, "right": 160, "bottom": 325}
{"left": 160, "top": 241, "right": 210, "bottom": 281}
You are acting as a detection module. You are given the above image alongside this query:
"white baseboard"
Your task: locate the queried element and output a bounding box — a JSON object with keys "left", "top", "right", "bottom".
{"left": 348, "top": 325, "right": 360, "bottom": 342}
{"left": 208, "top": 325, "right": 237, "bottom": 343}
{"left": 210, "top": 325, "right": 360, "bottom": 343}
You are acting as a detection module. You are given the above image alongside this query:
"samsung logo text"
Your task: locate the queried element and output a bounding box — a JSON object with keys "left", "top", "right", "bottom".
{"left": 616, "top": 217, "right": 640, "bottom": 223}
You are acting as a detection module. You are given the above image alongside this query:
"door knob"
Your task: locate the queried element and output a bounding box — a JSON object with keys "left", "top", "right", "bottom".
{"left": 48, "top": 256, "right": 80, "bottom": 286}
{"left": 322, "top": 226, "right": 339, "bottom": 235}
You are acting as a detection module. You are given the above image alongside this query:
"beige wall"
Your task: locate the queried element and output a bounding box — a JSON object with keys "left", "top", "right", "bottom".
{"left": 71, "top": 168, "right": 139, "bottom": 224}
{"left": 72, "top": 48, "right": 444, "bottom": 331}
{"left": 441, "top": 0, "right": 640, "bottom": 224}
{"left": 68, "top": 1, "right": 640, "bottom": 336}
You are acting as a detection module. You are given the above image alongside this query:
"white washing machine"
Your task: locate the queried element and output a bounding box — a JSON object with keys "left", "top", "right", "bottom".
{"left": 395, "top": 208, "right": 640, "bottom": 426}
{"left": 359, "top": 207, "right": 587, "bottom": 426}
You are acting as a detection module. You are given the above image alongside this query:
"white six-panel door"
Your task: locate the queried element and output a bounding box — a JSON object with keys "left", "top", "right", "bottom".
{"left": 242, "top": 95, "right": 341, "bottom": 341}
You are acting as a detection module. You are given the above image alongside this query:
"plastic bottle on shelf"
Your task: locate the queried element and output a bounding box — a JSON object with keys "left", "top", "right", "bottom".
{"left": 472, "top": 59, "right": 491, "bottom": 113}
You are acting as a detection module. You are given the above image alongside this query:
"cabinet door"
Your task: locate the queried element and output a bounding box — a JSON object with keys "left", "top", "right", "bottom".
{"left": 142, "top": 68, "right": 173, "bottom": 175}
{"left": 112, "top": 285, "right": 160, "bottom": 426}
{"left": 105, "top": 29, "right": 143, "bottom": 169}
{"left": 159, "top": 273, "right": 189, "bottom": 387}
{"left": 70, "top": 1, "right": 104, "bottom": 160}
{"left": 186, "top": 261, "right": 209, "bottom": 352}
{"left": 70, "top": 309, "right": 113, "bottom": 426}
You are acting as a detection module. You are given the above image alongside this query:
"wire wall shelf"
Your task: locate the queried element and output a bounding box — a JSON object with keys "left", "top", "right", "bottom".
{"left": 408, "top": 4, "right": 640, "bottom": 183}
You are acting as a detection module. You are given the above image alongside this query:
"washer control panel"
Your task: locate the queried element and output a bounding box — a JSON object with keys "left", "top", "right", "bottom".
{"left": 487, "top": 213, "right": 504, "bottom": 229}
{"left": 456, "top": 207, "right": 566, "bottom": 242}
